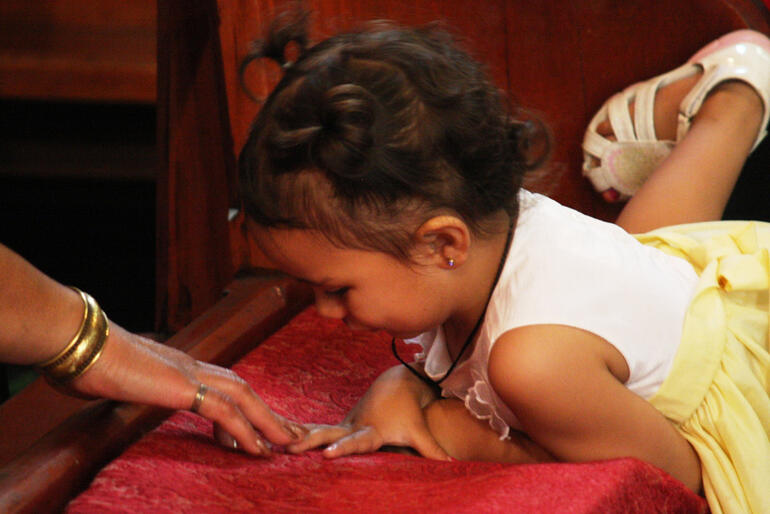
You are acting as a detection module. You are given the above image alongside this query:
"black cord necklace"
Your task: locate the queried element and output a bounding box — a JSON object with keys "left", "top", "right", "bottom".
{"left": 391, "top": 218, "right": 515, "bottom": 393}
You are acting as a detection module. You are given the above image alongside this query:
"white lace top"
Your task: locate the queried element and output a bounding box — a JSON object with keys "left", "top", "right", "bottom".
{"left": 409, "top": 190, "right": 699, "bottom": 439}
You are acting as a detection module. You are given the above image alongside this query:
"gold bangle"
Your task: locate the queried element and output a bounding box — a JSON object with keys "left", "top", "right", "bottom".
{"left": 36, "top": 287, "right": 110, "bottom": 386}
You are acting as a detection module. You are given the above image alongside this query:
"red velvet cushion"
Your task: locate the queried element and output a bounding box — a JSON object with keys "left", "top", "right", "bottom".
{"left": 67, "top": 308, "right": 707, "bottom": 513}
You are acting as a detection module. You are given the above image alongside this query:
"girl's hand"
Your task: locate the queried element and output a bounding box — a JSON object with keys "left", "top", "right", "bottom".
{"left": 286, "top": 364, "right": 451, "bottom": 460}
{"left": 70, "top": 323, "right": 307, "bottom": 456}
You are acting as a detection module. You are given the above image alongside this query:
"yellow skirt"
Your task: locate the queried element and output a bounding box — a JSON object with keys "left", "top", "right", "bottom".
{"left": 636, "top": 221, "right": 770, "bottom": 514}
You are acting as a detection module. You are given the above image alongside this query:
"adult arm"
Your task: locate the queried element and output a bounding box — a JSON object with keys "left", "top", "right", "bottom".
{"left": 0, "top": 243, "right": 305, "bottom": 455}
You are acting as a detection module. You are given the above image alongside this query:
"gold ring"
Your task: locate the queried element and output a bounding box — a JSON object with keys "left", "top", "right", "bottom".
{"left": 190, "top": 383, "right": 208, "bottom": 413}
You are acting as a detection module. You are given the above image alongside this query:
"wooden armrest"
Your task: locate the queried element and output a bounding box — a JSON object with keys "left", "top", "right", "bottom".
{"left": 0, "top": 274, "right": 311, "bottom": 514}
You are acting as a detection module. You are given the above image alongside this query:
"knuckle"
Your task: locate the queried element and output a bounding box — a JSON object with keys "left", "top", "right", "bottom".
{"left": 232, "top": 378, "right": 253, "bottom": 397}
{"left": 187, "top": 357, "right": 203, "bottom": 373}
{"left": 223, "top": 368, "right": 247, "bottom": 385}
{"left": 218, "top": 369, "right": 249, "bottom": 391}
{"left": 209, "top": 392, "right": 239, "bottom": 419}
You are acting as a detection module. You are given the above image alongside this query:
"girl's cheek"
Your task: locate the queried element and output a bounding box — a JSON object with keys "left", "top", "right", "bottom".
{"left": 346, "top": 297, "right": 376, "bottom": 324}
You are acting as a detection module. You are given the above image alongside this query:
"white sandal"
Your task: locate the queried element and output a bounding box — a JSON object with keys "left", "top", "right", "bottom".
{"left": 582, "top": 29, "right": 770, "bottom": 202}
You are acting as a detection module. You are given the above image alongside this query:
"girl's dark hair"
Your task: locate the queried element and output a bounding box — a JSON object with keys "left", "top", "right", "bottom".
{"left": 238, "top": 8, "right": 549, "bottom": 259}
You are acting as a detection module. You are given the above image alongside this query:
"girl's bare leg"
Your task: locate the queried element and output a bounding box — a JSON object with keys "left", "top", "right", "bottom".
{"left": 423, "top": 398, "right": 554, "bottom": 463}
{"left": 601, "top": 78, "right": 764, "bottom": 233}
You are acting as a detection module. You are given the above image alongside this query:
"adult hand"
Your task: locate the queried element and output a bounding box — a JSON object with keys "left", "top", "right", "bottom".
{"left": 70, "top": 323, "right": 306, "bottom": 456}
{"left": 0, "top": 243, "right": 305, "bottom": 456}
{"left": 286, "top": 364, "right": 450, "bottom": 460}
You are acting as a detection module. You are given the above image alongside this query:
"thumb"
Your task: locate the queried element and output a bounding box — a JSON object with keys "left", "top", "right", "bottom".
{"left": 408, "top": 425, "right": 452, "bottom": 461}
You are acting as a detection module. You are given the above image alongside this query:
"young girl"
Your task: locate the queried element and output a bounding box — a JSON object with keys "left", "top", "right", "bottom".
{"left": 237, "top": 12, "right": 770, "bottom": 514}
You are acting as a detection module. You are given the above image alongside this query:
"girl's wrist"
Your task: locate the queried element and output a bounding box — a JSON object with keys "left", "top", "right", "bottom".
{"left": 392, "top": 362, "right": 440, "bottom": 404}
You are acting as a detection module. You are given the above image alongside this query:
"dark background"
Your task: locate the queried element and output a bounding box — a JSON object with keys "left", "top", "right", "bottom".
{"left": 0, "top": 100, "right": 157, "bottom": 399}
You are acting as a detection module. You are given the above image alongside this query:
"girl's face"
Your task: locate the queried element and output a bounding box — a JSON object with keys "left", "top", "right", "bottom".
{"left": 252, "top": 226, "right": 455, "bottom": 339}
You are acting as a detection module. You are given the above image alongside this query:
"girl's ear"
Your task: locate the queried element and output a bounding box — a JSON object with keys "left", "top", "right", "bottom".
{"left": 413, "top": 215, "right": 471, "bottom": 268}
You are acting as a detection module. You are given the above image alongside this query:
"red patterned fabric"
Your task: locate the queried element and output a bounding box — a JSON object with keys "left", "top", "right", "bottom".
{"left": 68, "top": 308, "right": 707, "bottom": 513}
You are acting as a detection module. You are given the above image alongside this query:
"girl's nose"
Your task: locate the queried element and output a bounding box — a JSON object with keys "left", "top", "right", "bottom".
{"left": 313, "top": 289, "right": 346, "bottom": 319}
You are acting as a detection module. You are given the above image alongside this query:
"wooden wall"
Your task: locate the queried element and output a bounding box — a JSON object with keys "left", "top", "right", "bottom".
{"left": 0, "top": 0, "right": 156, "bottom": 103}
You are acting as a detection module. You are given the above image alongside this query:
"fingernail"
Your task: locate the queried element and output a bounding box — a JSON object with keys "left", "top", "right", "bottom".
{"left": 255, "top": 438, "right": 271, "bottom": 455}
{"left": 326, "top": 443, "right": 338, "bottom": 452}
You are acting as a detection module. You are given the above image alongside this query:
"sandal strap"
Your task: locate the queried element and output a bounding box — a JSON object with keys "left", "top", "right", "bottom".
{"left": 582, "top": 104, "right": 613, "bottom": 160}
{"left": 581, "top": 63, "right": 695, "bottom": 192}
{"left": 636, "top": 63, "right": 700, "bottom": 141}
{"left": 591, "top": 62, "right": 698, "bottom": 151}
{"left": 678, "top": 41, "right": 770, "bottom": 150}
{"left": 608, "top": 91, "right": 637, "bottom": 141}
{"left": 634, "top": 80, "right": 658, "bottom": 141}
{"left": 583, "top": 30, "right": 770, "bottom": 202}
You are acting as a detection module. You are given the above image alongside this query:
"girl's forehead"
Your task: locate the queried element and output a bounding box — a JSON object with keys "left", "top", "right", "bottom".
{"left": 250, "top": 224, "right": 386, "bottom": 281}
{"left": 250, "top": 226, "right": 327, "bottom": 276}
{"left": 250, "top": 223, "right": 360, "bottom": 269}
{"left": 250, "top": 224, "right": 322, "bottom": 256}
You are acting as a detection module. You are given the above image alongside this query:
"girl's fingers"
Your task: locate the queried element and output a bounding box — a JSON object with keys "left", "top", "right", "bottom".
{"left": 321, "top": 426, "right": 383, "bottom": 458}
{"left": 319, "top": 425, "right": 447, "bottom": 459}
{"left": 286, "top": 424, "right": 352, "bottom": 453}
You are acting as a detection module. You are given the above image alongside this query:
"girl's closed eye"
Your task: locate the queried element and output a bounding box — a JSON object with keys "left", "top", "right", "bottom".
{"left": 325, "top": 287, "right": 350, "bottom": 297}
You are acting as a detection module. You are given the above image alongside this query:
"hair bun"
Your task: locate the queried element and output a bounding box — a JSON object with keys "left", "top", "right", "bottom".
{"left": 508, "top": 117, "right": 550, "bottom": 170}
{"left": 262, "top": 7, "right": 309, "bottom": 67}
{"left": 239, "top": 5, "right": 310, "bottom": 98}
{"left": 312, "top": 83, "right": 377, "bottom": 179}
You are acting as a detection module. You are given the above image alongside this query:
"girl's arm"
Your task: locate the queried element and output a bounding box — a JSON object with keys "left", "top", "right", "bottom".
{"left": 291, "top": 363, "right": 555, "bottom": 465}
{"left": 287, "top": 363, "right": 451, "bottom": 460}
{"left": 423, "top": 398, "right": 554, "bottom": 463}
{"left": 488, "top": 324, "right": 702, "bottom": 492}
